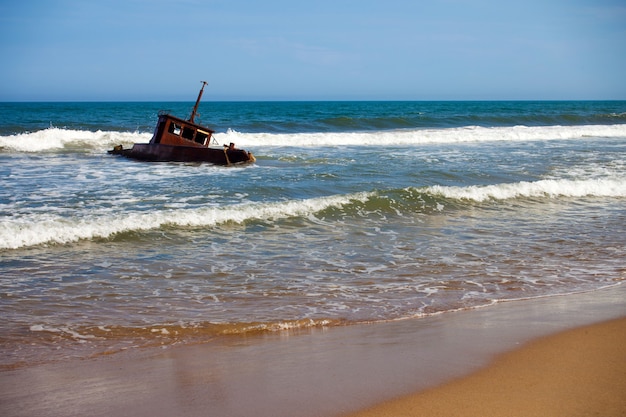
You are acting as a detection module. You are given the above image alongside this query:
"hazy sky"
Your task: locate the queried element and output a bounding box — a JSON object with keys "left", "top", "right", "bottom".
{"left": 1, "top": 0, "right": 625, "bottom": 101}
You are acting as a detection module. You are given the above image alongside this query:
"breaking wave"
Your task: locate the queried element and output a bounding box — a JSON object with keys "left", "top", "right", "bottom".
{"left": 0, "top": 192, "right": 373, "bottom": 250}
{"left": 427, "top": 177, "right": 626, "bottom": 202}
{"left": 2, "top": 176, "right": 624, "bottom": 250}
{"left": 219, "top": 124, "right": 626, "bottom": 147}
{"left": 0, "top": 128, "right": 151, "bottom": 153}
{"left": 1, "top": 123, "right": 625, "bottom": 153}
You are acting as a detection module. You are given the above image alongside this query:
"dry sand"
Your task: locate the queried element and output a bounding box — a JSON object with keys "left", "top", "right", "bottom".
{"left": 345, "top": 316, "right": 626, "bottom": 417}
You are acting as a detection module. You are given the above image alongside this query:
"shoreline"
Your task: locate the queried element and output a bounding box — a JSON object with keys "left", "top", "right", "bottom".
{"left": 1, "top": 285, "right": 625, "bottom": 417}
{"left": 345, "top": 316, "right": 626, "bottom": 417}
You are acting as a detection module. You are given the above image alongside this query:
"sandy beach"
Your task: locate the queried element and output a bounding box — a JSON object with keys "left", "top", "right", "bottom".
{"left": 346, "top": 316, "right": 626, "bottom": 417}
{"left": 1, "top": 285, "right": 625, "bottom": 417}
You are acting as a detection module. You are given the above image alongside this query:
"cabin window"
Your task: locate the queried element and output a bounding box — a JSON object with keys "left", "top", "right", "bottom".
{"left": 182, "top": 127, "right": 195, "bottom": 141}
{"left": 195, "top": 131, "right": 208, "bottom": 145}
{"left": 168, "top": 122, "right": 182, "bottom": 136}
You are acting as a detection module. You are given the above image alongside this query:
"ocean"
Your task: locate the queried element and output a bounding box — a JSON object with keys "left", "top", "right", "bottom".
{"left": 1, "top": 100, "right": 625, "bottom": 369}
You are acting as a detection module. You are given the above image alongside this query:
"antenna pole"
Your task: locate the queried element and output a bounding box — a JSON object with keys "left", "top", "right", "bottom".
{"left": 189, "top": 81, "right": 208, "bottom": 123}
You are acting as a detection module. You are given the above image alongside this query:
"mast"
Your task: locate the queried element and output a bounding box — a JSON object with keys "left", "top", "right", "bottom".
{"left": 189, "top": 81, "right": 208, "bottom": 123}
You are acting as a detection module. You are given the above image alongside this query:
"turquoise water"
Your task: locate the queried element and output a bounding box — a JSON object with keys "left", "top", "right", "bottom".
{"left": 1, "top": 100, "right": 625, "bottom": 367}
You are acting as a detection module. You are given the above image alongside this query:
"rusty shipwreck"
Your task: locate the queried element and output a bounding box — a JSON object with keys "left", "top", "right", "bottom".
{"left": 109, "top": 82, "right": 255, "bottom": 165}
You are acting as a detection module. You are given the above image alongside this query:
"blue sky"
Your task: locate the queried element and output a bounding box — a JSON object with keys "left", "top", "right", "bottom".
{"left": 1, "top": 0, "right": 625, "bottom": 101}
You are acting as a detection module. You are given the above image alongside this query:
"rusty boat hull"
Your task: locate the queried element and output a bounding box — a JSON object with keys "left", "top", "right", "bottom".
{"left": 109, "top": 143, "right": 255, "bottom": 164}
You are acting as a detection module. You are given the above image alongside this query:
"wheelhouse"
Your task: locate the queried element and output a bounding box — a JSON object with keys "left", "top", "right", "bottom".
{"left": 150, "top": 113, "right": 216, "bottom": 148}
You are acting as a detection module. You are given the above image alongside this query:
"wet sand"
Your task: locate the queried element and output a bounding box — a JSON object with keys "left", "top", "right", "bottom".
{"left": 1, "top": 285, "right": 625, "bottom": 417}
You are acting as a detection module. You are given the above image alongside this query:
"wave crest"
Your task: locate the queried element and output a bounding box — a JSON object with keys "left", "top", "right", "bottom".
{"left": 2, "top": 177, "right": 624, "bottom": 251}
{"left": 2, "top": 124, "right": 625, "bottom": 153}
{"left": 426, "top": 177, "right": 626, "bottom": 202}
{"left": 0, "top": 192, "right": 373, "bottom": 250}
{"left": 217, "top": 124, "right": 626, "bottom": 148}
{"left": 0, "top": 127, "right": 150, "bottom": 152}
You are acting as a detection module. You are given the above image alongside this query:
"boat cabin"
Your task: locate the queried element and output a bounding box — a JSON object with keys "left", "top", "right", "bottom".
{"left": 151, "top": 113, "right": 215, "bottom": 148}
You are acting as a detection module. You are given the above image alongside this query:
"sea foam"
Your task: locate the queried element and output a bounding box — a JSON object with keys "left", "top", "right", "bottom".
{"left": 1, "top": 124, "right": 625, "bottom": 153}
{"left": 2, "top": 175, "right": 624, "bottom": 250}
{"left": 427, "top": 177, "right": 626, "bottom": 202}
{"left": 0, "top": 192, "right": 373, "bottom": 250}
{"left": 218, "top": 124, "right": 626, "bottom": 148}
{"left": 0, "top": 128, "right": 150, "bottom": 152}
